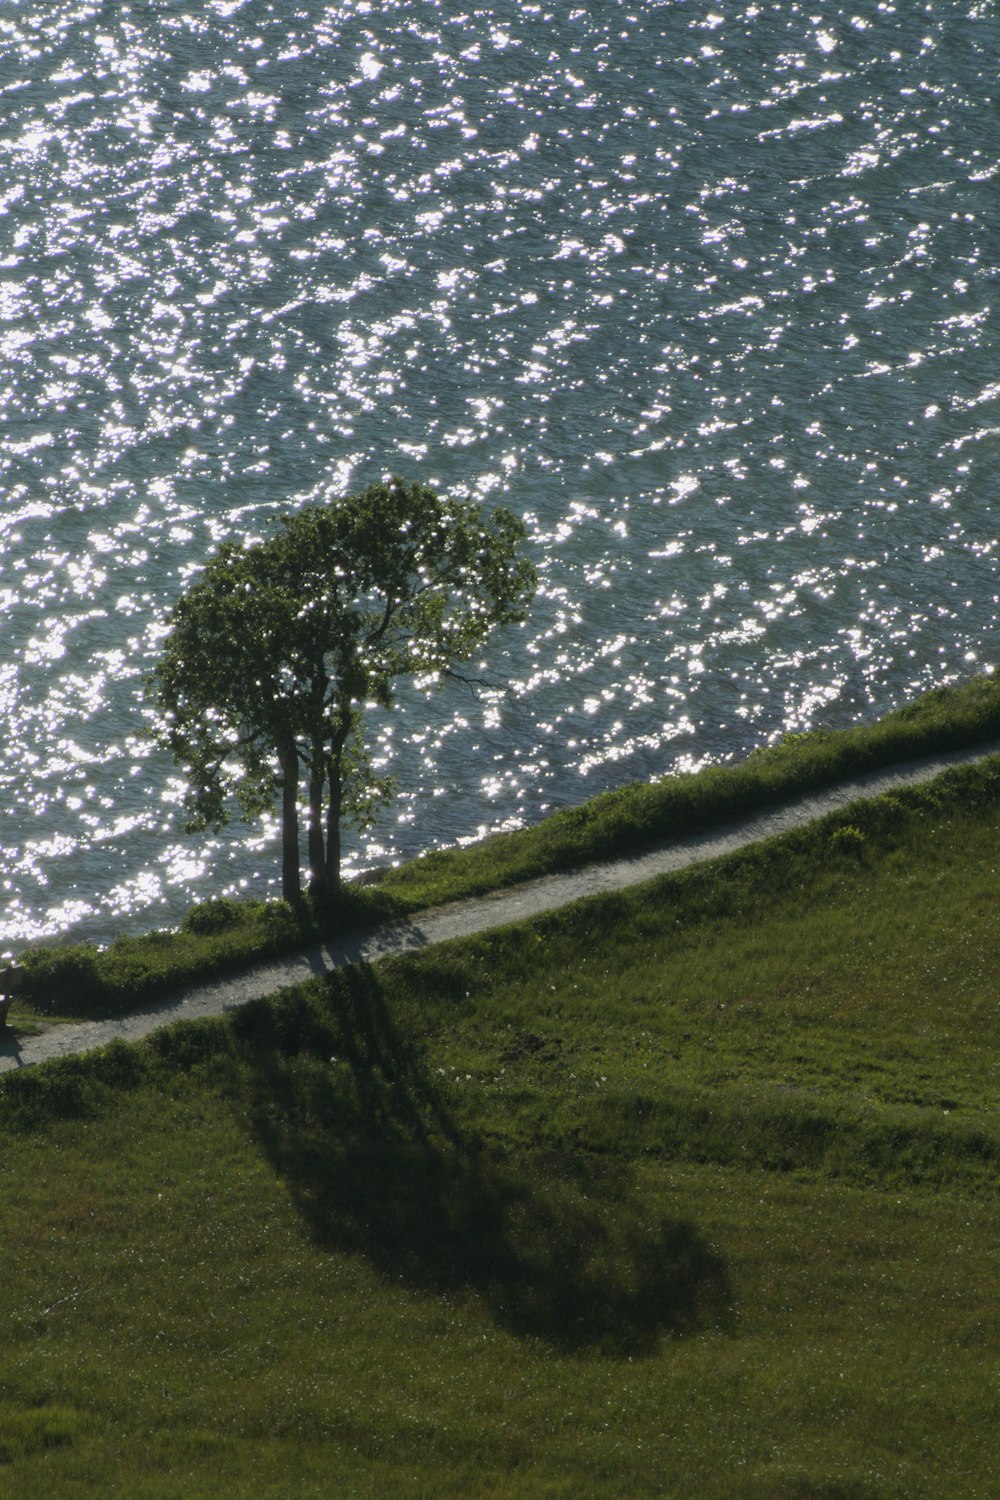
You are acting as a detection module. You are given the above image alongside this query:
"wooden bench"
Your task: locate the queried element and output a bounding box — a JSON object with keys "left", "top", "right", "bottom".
{"left": 0, "top": 964, "right": 24, "bottom": 1030}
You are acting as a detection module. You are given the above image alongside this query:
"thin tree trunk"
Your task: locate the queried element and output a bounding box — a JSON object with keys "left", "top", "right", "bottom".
{"left": 278, "top": 742, "right": 301, "bottom": 903}
{"left": 325, "top": 759, "right": 342, "bottom": 891}
{"left": 307, "top": 762, "right": 326, "bottom": 897}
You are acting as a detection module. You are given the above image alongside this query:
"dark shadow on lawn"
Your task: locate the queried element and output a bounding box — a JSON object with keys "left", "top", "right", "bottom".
{"left": 0, "top": 1028, "right": 24, "bottom": 1067}
{"left": 232, "top": 964, "right": 732, "bottom": 1356}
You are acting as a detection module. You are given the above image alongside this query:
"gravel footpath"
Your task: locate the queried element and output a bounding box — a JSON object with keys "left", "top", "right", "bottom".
{"left": 3, "top": 740, "right": 997, "bottom": 1075}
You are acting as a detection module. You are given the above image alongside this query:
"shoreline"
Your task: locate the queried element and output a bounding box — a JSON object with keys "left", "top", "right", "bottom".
{"left": 4, "top": 734, "right": 998, "bottom": 1076}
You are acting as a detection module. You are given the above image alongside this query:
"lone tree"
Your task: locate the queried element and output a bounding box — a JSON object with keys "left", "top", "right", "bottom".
{"left": 147, "top": 477, "right": 536, "bottom": 902}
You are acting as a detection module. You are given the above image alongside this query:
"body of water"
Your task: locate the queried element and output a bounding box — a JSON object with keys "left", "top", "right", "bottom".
{"left": 1, "top": 0, "right": 998, "bottom": 945}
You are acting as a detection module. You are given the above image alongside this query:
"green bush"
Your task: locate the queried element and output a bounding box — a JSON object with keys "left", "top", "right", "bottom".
{"left": 828, "top": 824, "right": 866, "bottom": 855}
{"left": 181, "top": 896, "right": 245, "bottom": 935}
{"left": 259, "top": 900, "right": 298, "bottom": 938}
{"left": 20, "top": 943, "right": 106, "bottom": 1014}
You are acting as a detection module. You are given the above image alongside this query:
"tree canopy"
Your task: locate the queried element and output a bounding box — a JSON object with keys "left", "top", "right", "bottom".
{"left": 147, "top": 477, "right": 536, "bottom": 902}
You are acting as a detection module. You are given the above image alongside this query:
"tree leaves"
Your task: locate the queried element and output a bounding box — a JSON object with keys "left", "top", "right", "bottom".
{"left": 145, "top": 477, "right": 536, "bottom": 898}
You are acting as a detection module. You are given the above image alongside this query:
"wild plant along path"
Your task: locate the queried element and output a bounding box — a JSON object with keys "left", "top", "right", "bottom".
{"left": 3, "top": 741, "right": 997, "bottom": 1075}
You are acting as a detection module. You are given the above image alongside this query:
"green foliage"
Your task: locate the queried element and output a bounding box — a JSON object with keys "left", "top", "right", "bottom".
{"left": 828, "top": 823, "right": 866, "bottom": 855}
{"left": 145, "top": 476, "right": 536, "bottom": 899}
{"left": 14, "top": 901, "right": 322, "bottom": 1019}
{"left": 19, "top": 943, "right": 106, "bottom": 1015}
{"left": 181, "top": 897, "right": 245, "bottom": 936}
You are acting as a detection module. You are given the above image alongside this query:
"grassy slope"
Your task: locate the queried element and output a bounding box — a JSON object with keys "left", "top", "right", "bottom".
{"left": 377, "top": 668, "right": 1000, "bottom": 906}
{"left": 14, "top": 671, "right": 1000, "bottom": 1021}
{"left": 4, "top": 756, "right": 1000, "bottom": 1493}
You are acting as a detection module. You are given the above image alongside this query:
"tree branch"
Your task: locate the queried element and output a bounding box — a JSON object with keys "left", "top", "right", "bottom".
{"left": 441, "top": 666, "right": 492, "bottom": 695}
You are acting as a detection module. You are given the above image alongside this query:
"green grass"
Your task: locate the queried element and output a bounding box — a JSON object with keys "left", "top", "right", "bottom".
{"left": 4, "top": 1094, "right": 999, "bottom": 1498}
{"left": 377, "top": 667, "right": 1000, "bottom": 907}
{"left": 13, "top": 670, "right": 1000, "bottom": 1021}
{"left": 5, "top": 748, "right": 1000, "bottom": 1492}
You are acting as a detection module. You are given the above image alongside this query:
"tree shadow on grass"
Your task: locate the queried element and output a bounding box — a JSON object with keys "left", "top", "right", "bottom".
{"left": 231, "top": 965, "right": 732, "bottom": 1356}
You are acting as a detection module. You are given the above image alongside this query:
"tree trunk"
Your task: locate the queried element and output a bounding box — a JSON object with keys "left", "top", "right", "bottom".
{"left": 325, "top": 760, "right": 342, "bottom": 891}
{"left": 307, "top": 764, "right": 326, "bottom": 897}
{"left": 278, "top": 743, "right": 301, "bottom": 903}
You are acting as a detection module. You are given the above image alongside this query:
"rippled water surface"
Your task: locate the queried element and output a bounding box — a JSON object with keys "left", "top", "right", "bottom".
{"left": 1, "top": 0, "right": 998, "bottom": 944}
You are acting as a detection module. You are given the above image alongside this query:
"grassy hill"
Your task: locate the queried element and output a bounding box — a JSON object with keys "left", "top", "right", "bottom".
{"left": 4, "top": 732, "right": 1000, "bottom": 1493}
{"left": 13, "top": 670, "right": 1000, "bottom": 1022}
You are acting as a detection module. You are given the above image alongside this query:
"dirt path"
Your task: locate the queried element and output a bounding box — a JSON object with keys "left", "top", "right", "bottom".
{"left": 3, "top": 740, "right": 997, "bottom": 1075}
